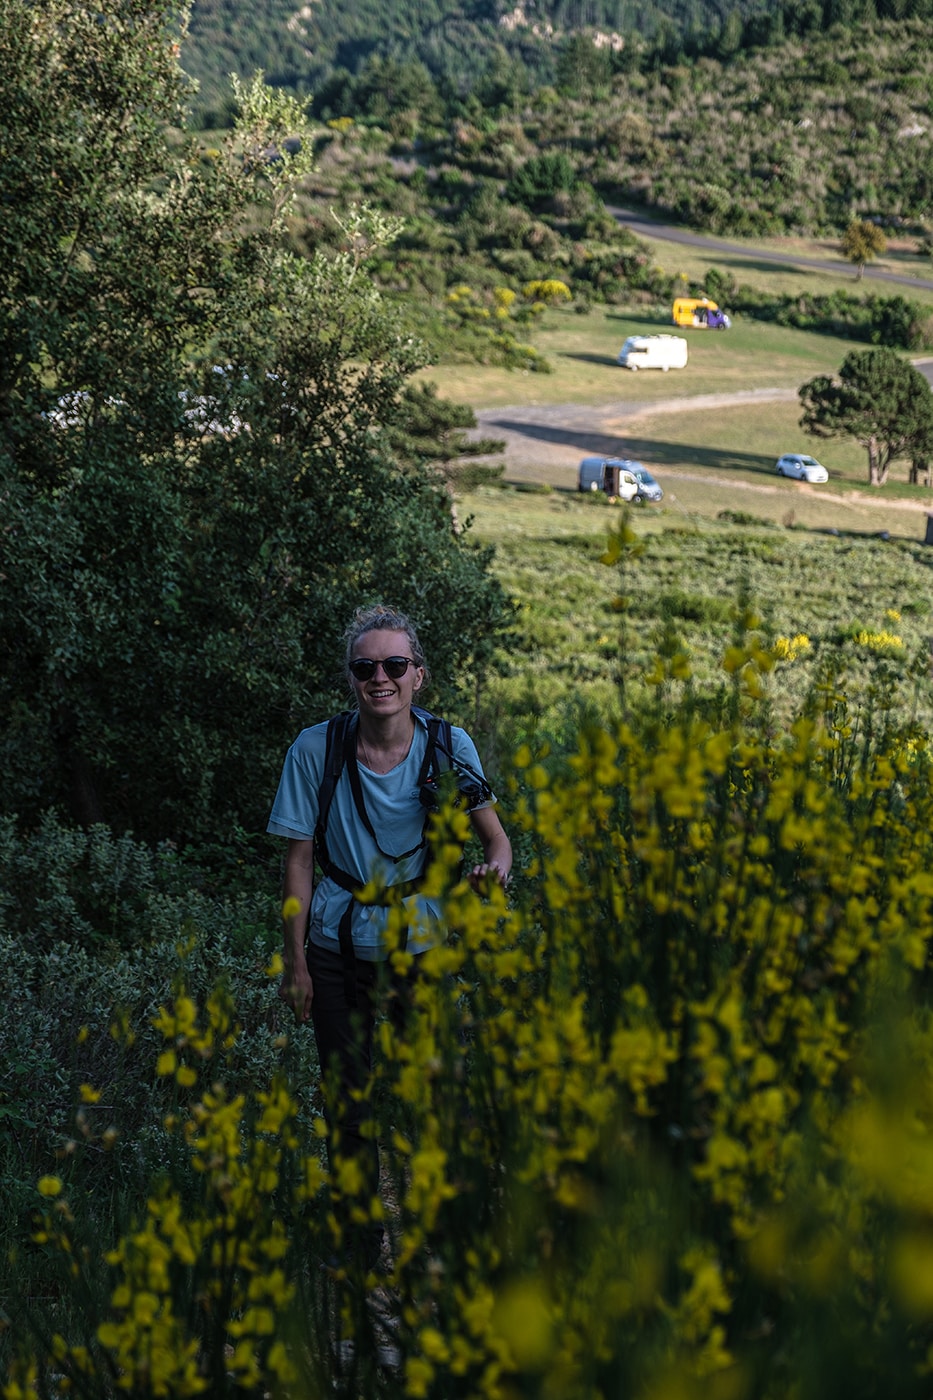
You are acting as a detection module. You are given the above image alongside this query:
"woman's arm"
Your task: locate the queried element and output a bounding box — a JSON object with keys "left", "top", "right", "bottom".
{"left": 467, "top": 805, "right": 512, "bottom": 891}
{"left": 278, "top": 838, "right": 315, "bottom": 1023}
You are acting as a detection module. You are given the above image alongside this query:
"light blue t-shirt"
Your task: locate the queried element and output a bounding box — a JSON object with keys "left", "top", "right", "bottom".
{"left": 267, "top": 710, "right": 493, "bottom": 960}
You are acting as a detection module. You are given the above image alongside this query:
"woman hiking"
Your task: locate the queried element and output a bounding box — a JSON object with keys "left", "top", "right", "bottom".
{"left": 268, "top": 603, "right": 511, "bottom": 1271}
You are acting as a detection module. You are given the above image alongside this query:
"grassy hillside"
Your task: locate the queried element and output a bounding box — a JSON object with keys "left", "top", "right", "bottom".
{"left": 182, "top": 0, "right": 933, "bottom": 138}
{"left": 419, "top": 302, "right": 921, "bottom": 404}
{"left": 279, "top": 94, "right": 933, "bottom": 385}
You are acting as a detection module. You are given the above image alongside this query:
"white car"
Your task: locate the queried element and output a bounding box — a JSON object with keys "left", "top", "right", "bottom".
{"left": 776, "top": 453, "right": 828, "bottom": 483}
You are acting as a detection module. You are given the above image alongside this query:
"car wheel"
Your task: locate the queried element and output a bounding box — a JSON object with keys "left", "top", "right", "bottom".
{"left": 629, "top": 363, "right": 638, "bottom": 371}
{"left": 632, "top": 493, "right": 644, "bottom": 505}
{"left": 776, "top": 466, "right": 784, "bottom": 476}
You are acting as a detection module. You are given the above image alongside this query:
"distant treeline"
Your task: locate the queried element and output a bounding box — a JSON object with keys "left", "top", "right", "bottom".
{"left": 183, "top": 0, "right": 933, "bottom": 127}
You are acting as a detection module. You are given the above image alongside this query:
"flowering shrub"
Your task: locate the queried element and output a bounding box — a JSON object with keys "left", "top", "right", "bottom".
{"left": 6, "top": 527, "right": 933, "bottom": 1398}
{"left": 521, "top": 279, "right": 572, "bottom": 305}
{"left": 443, "top": 282, "right": 553, "bottom": 371}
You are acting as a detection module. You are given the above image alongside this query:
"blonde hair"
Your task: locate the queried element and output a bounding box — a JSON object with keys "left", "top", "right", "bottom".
{"left": 343, "top": 605, "right": 430, "bottom": 685}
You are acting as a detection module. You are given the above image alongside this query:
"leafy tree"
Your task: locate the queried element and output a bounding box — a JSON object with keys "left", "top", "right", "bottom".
{"left": 718, "top": 8, "right": 744, "bottom": 57}
{"left": 703, "top": 267, "right": 738, "bottom": 304}
{"left": 798, "top": 347, "right": 933, "bottom": 486}
{"left": 555, "top": 33, "right": 612, "bottom": 95}
{"left": 840, "top": 218, "right": 888, "bottom": 279}
{"left": 385, "top": 384, "right": 505, "bottom": 477}
{"left": 781, "top": 0, "right": 825, "bottom": 32}
{"left": 505, "top": 152, "right": 577, "bottom": 211}
{"left": 0, "top": 0, "right": 505, "bottom": 850}
{"left": 346, "top": 54, "right": 443, "bottom": 126}
{"left": 383, "top": 384, "right": 506, "bottom": 526}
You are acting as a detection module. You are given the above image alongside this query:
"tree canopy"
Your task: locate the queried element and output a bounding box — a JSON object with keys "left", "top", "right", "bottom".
{"left": 0, "top": 0, "right": 506, "bottom": 850}
{"left": 798, "top": 347, "right": 933, "bottom": 487}
{"left": 840, "top": 219, "right": 888, "bottom": 280}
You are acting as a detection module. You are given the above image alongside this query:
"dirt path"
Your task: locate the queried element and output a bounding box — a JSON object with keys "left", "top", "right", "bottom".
{"left": 473, "top": 383, "right": 932, "bottom": 518}
{"left": 474, "top": 387, "right": 795, "bottom": 478}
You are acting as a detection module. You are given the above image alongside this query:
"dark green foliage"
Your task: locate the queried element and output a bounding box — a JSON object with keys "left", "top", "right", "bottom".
{"left": 722, "top": 282, "right": 933, "bottom": 351}
{"left": 313, "top": 54, "right": 444, "bottom": 127}
{"left": 0, "top": 813, "right": 271, "bottom": 953}
{"left": 0, "top": 0, "right": 507, "bottom": 851}
{"left": 658, "top": 588, "right": 736, "bottom": 623}
{"left": 0, "top": 875, "right": 293, "bottom": 1235}
{"left": 383, "top": 382, "right": 506, "bottom": 488}
{"left": 715, "top": 510, "right": 779, "bottom": 529}
{"left": 184, "top": 0, "right": 933, "bottom": 247}
{"left": 505, "top": 152, "right": 579, "bottom": 210}
{"left": 182, "top": 0, "right": 933, "bottom": 130}
{"left": 555, "top": 32, "right": 613, "bottom": 95}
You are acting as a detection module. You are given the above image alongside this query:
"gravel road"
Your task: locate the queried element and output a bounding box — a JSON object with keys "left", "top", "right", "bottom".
{"left": 467, "top": 204, "right": 933, "bottom": 519}
{"left": 474, "top": 386, "right": 797, "bottom": 476}
{"left": 472, "top": 375, "right": 933, "bottom": 518}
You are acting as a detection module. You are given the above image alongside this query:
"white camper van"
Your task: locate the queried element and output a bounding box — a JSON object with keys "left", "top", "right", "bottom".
{"left": 578, "top": 457, "right": 642, "bottom": 501}
{"left": 617, "top": 334, "right": 688, "bottom": 372}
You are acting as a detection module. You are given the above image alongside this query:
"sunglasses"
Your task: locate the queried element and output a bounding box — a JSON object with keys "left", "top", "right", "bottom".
{"left": 348, "top": 655, "right": 416, "bottom": 682}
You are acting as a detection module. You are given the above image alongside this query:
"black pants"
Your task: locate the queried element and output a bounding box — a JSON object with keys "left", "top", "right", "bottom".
{"left": 306, "top": 939, "right": 419, "bottom": 1267}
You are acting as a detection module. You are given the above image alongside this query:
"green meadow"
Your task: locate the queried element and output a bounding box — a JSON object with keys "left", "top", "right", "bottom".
{"left": 459, "top": 479, "right": 933, "bottom": 758}
{"left": 421, "top": 302, "right": 874, "bottom": 408}
{"left": 430, "top": 265, "right": 933, "bottom": 746}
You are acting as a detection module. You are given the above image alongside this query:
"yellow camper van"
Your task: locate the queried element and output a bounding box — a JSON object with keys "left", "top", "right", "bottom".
{"left": 672, "top": 296, "right": 731, "bottom": 330}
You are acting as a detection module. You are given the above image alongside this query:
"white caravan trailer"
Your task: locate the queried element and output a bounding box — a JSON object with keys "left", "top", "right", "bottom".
{"left": 617, "top": 334, "right": 688, "bottom": 372}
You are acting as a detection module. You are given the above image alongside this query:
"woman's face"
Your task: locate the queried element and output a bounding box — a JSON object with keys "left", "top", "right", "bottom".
{"left": 349, "top": 628, "right": 424, "bottom": 723}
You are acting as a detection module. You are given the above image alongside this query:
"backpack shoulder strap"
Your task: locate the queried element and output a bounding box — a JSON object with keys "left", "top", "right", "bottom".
{"left": 323, "top": 708, "right": 430, "bottom": 866}
{"left": 314, "top": 711, "right": 357, "bottom": 866}
{"left": 413, "top": 706, "right": 451, "bottom": 789}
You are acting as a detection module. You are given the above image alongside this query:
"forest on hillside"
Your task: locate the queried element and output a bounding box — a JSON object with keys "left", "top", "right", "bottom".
{"left": 183, "top": 0, "right": 933, "bottom": 127}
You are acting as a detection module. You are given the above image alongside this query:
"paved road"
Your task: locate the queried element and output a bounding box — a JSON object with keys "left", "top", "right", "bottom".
{"left": 608, "top": 205, "right": 933, "bottom": 294}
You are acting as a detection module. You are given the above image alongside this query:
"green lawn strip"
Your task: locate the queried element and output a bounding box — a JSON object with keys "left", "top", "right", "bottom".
{"left": 621, "top": 398, "right": 933, "bottom": 532}
{"left": 464, "top": 392, "right": 932, "bottom": 537}
{"left": 460, "top": 485, "right": 933, "bottom": 742}
{"left": 420, "top": 305, "right": 889, "bottom": 409}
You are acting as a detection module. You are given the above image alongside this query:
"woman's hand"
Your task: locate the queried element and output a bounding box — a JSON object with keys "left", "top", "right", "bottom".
{"left": 278, "top": 964, "right": 314, "bottom": 1024}
{"left": 468, "top": 860, "right": 510, "bottom": 892}
{"left": 468, "top": 805, "right": 512, "bottom": 894}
